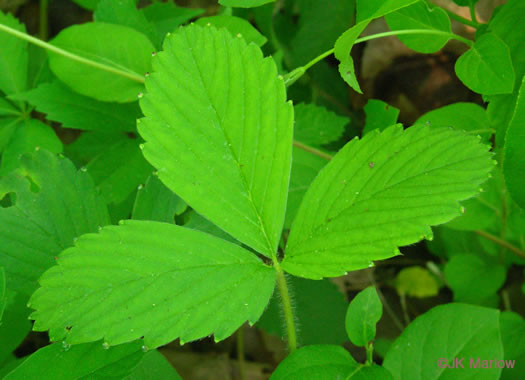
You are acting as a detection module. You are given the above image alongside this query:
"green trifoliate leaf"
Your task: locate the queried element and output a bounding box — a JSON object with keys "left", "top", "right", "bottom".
{"left": 363, "top": 99, "right": 399, "bottom": 135}
{"left": 394, "top": 266, "right": 439, "bottom": 298}
{"left": 29, "top": 220, "right": 276, "bottom": 349}
{"left": 0, "top": 150, "right": 110, "bottom": 297}
{"left": 139, "top": 24, "right": 293, "bottom": 258}
{"left": 219, "top": 0, "right": 275, "bottom": 8}
{"left": 504, "top": 76, "right": 525, "bottom": 209}
{"left": 282, "top": 124, "right": 494, "bottom": 279}
{"left": 294, "top": 103, "right": 346, "bottom": 146}
{"left": 132, "top": 175, "right": 186, "bottom": 223}
{"left": 383, "top": 304, "right": 503, "bottom": 380}
{"left": 12, "top": 81, "right": 141, "bottom": 132}
{"left": 385, "top": 2, "right": 451, "bottom": 53}
{"left": 455, "top": 33, "right": 515, "bottom": 95}
{"left": 48, "top": 23, "right": 154, "bottom": 103}
{"left": 270, "top": 345, "right": 358, "bottom": 380}
{"left": 258, "top": 276, "right": 348, "bottom": 345}
{"left": 499, "top": 312, "right": 525, "bottom": 379}
{"left": 345, "top": 287, "right": 382, "bottom": 347}
{"left": 0, "top": 11, "right": 27, "bottom": 95}
{"left": 196, "top": 16, "right": 267, "bottom": 47}
{"left": 94, "top": 0, "right": 159, "bottom": 48}
{"left": 3, "top": 341, "right": 145, "bottom": 380}
{"left": 444, "top": 254, "right": 506, "bottom": 304}
{"left": 141, "top": 3, "right": 204, "bottom": 43}
{"left": 415, "top": 102, "right": 492, "bottom": 143}
{"left": 0, "top": 119, "right": 63, "bottom": 175}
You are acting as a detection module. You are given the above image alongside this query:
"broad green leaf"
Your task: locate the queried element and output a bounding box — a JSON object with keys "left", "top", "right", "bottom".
{"left": 363, "top": 99, "right": 399, "bottom": 135}
{"left": 285, "top": 147, "right": 327, "bottom": 228}
{"left": 132, "top": 174, "right": 186, "bottom": 223}
{"left": 0, "top": 267, "right": 5, "bottom": 321}
{"left": 49, "top": 22, "right": 154, "bottom": 103}
{"left": 141, "top": 3, "right": 204, "bottom": 41}
{"left": 4, "top": 341, "right": 144, "bottom": 380}
{"left": 139, "top": 24, "right": 293, "bottom": 257}
{"left": 415, "top": 102, "right": 492, "bottom": 143}
{"left": 219, "top": 0, "right": 275, "bottom": 8}
{"left": 124, "top": 350, "right": 181, "bottom": 380}
{"left": 444, "top": 254, "right": 506, "bottom": 304}
{"left": 0, "top": 97, "right": 20, "bottom": 117}
{"left": 455, "top": 33, "right": 515, "bottom": 95}
{"left": 499, "top": 312, "right": 525, "bottom": 379}
{"left": 345, "top": 287, "right": 382, "bottom": 347}
{"left": 94, "top": 0, "right": 159, "bottom": 48}
{"left": 29, "top": 220, "right": 276, "bottom": 348}
{"left": 196, "top": 16, "right": 267, "bottom": 47}
{"left": 385, "top": 2, "right": 451, "bottom": 53}
{"left": 356, "top": 0, "right": 420, "bottom": 22}
{"left": 334, "top": 0, "right": 418, "bottom": 92}
{"left": 0, "top": 10, "right": 27, "bottom": 95}
{"left": 294, "top": 103, "right": 346, "bottom": 146}
{"left": 12, "top": 81, "right": 141, "bottom": 132}
{"left": 86, "top": 138, "right": 153, "bottom": 205}
{"left": 504, "top": 76, "right": 525, "bottom": 209}
{"left": 282, "top": 124, "right": 494, "bottom": 279}
{"left": 0, "top": 119, "right": 62, "bottom": 175}
{"left": 0, "top": 291, "right": 31, "bottom": 365}
{"left": 394, "top": 266, "right": 439, "bottom": 298}
{"left": 258, "top": 276, "right": 348, "bottom": 345}
{"left": 383, "top": 303, "right": 503, "bottom": 380}
{"left": 0, "top": 150, "right": 109, "bottom": 296}
{"left": 270, "top": 345, "right": 357, "bottom": 380}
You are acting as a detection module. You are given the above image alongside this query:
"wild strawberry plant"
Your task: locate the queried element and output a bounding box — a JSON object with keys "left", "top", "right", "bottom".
{"left": 0, "top": 0, "right": 524, "bottom": 379}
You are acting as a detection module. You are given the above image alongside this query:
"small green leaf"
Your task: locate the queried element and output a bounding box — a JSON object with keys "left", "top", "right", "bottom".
{"left": 383, "top": 303, "right": 503, "bottom": 380}
{"left": 0, "top": 10, "right": 27, "bottom": 95}
{"left": 0, "top": 291, "right": 31, "bottom": 364}
{"left": 258, "top": 276, "right": 348, "bottom": 345}
{"left": 294, "top": 103, "right": 346, "bottom": 146}
{"left": 139, "top": 24, "right": 293, "bottom": 258}
{"left": 0, "top": 118, "right": 19, "bottom": 153}
{"left": 270, "top": 345, "right": 357, "bottom": 380}
{"left": 394, "top": 266, "right": 439, "bottom": 298}
{"left": 283, "top": 125, "right": 494, "bottom": 279}
{"left": 1, "top": 119, "right": 63, "bottom": 175}
{"left": 385, "top": 2, "right": 451, "bottom": 53}
{"left": 504, "top": 76, "right": 525, "bottom": 209}
{"left": 3, "top": 341, "right": 144, "bottom": 380}
{"left": 141, "top": 3, "right": 204, "bottom": 42}
{"left": 49, "top": 22, "right": 154, "bottom": 103}
{"left": 345, "top": 287, "right": 382, "bottom": 347}
{"left": 132, "top": 175, "right": 186, "bottom": 223}
{"left": 12, "top": 81, "right": 141, "bottom": 132}
{"left": 444, "top": 254, "right": 506, "bottom": 303}
{"left": 455, "top": 33, "right": 515, "bottom": 95}
{"left": 219, "top": 0, "right": 275, "bottom": 8}
{"left": 196, "top": 16, "right": 267, "bottom": 47}
{"left": 499, "top": 312, "right": 525, "bottom": 379}
{"left": 0, "top": 150, "right": 109, "bottom": 296}
{"left": 29, "top": 220, "right": 276, "bottom": 349}
{"left": 363, "top": 99, "right": 400, "bottom": 135}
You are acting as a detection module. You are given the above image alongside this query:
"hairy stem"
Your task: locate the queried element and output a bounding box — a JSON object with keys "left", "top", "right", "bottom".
{"left": 475, "top": 230, "right": 525, "bottom": 259}
{"left": 0, "top": 22, "right": 146, "bottom": 84}
{"left": 273, "top": 260, "right": 297, "bottom": 353}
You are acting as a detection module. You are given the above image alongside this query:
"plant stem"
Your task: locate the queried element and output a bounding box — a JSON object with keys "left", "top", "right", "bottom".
{"left": 293, "top": 141, "right": 333, "bottom": 161}
{"left": 0, "top": 22, "right": 146, "bottom": 84}
{"left": 400, "top": 293, "right": 410, "bottom": 326}
{"left": 273, "top": 260, "right": 297, "bottom": 353}
{"left": 474, "top": 230, "right": 525, "bottom": 259}
{"left": 469, "top": 4, "right": 479, "bottom": 25}
{"left": 365, "top": 342, "right": 374, "bottom": 365}
{"left": 39, "top": 0, "right": 48, "bottom": 41}
{"left": 443, "top": 7, "right": 481, "bottom": 28}
{"left": 236, "top": 325, "right": 247, "bottom": 380}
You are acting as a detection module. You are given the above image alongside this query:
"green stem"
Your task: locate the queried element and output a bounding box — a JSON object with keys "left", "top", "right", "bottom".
{"left": 273, "top": 260, "right": 297, "bottom": 353}
{"left": 475, "top": 230, "right": 525, "bottom": 259}
{"left": 39, "top": 0, "right": 48, "bottom": 41}
{"left": 293, "top": 141, "right": 333, "bottom": 161}
{"left": 0, "top": 22, "right": 146, "bottom": 84}
{"left": 237, "top": 325, "right": 247, "bottom": 380}
{"left": 400, "top": 293, "right": 410, "bottom": 326}
{"left": 443, "top": 7, "right": 480, "bottom": 28}
{"left": 365, "top": 342, "right": 374, "bottom": 365}
{"left": 469, "top": 4, "right": 479, "bottom": 25}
